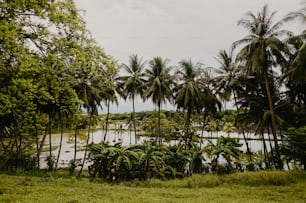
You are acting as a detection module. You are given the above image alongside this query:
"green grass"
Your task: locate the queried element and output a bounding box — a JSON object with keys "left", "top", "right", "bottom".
{"left": 0, "top": 171, "right": 305, "bottom": 203}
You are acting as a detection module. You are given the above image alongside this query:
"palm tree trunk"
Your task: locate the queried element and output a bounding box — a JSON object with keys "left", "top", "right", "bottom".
{"left": 132, "top": 94, "right": 137, "bottom": 144}
{"left": 261, "top": 132, "right": 270, "bottom": 169}
{"left": 185, "top": 106, "right": 192, "bottom": 145}
{"left": 78, "top": 114, "right": 92, "bottom": 177}
{"left": 103, "top": 100, "right": 110, "bottom": 142}
{"left": 233, "top": 90, "right": 252, "bottom": 163}
{"left": 129, "top": 124, "right": 132, "bottom": 145}
{"left": 157, "top": 102, "right": 161, "bottom": 145}
{"left": 73, "top": 126, "right": 78, "bottom": 162}
{"left": 200, "top": 110, "right": 208, "bottom": 148}
{"left": 263, "top": 73, "right": 282, "bottom": 169}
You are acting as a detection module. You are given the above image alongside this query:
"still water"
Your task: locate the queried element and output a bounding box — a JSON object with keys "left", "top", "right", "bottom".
{"left": 40, "top": 130, "right": 275, "bottom": 168}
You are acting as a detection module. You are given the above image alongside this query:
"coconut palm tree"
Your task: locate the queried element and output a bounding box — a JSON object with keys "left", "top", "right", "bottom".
{"left": 175, "top": 59, "right": 204, "bottom": 144}
{"left": 143, "top": 57, "right": 173, "bottom": 145}
{"left": 76, "top": 75, "right": 105, "bottom": 177}
{"left": 120, "top": 55, "right": 146, "bottom": 144}
{"left": 233, "top": 5, "right": 291, "bottom": 169}
{"left": 214, "top": 49, "right": 242, "bottom": 102}
{"left": 214, "top": 49, "right": 252, "bottom": 160}
{"left": 283, "top": 2, "right": 306, "bottom": 110}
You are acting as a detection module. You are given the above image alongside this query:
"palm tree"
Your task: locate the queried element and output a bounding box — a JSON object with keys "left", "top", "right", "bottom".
{"left": 144, "top": 57, "right": 173, "bottom": 145}
{"left": 233, "top": 5, "right": 291, "bottom": 169}
{"left": 214, "top": 49, "right": 241, "bottom": 102}
{"left": 103, "top": 70, "right": 120, "bottom": 142}
{"left": 175, "top": 59, "right": 204, "bottom": 144}
{"left": 214, "top": 49, "right": 252, "bottom": 160}
{"left": 120, "top": 55, "right": 146, "bottom": 144}
{"left": 76, "top": 75, "right": 104, "bottom": 177}
{"left": 283, "top": 2, "right": 306, "bottom": 110}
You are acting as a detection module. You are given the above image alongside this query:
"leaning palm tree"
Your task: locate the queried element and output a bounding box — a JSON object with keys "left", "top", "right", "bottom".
{"left": 214, "top": 49, "right": 252, "bottom": 160}
{"left": 175, "top": 59, "right": 204, "bottom": 144}
{"left": 233, "top": 5, "right": 291, "bottom": 169}
{"left": 143, "top": 57, "right": 173, "bottom": 145}
{"left": 120, "top": 55, "right": 146, "bottom": 144}
{"left": 76, "top": 75, "right": 104, "bottom": 177}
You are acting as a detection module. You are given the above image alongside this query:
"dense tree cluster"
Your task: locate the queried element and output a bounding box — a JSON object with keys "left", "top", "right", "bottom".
{"left": 0, "top": 0, "right": 117, "bottom": 171}
{"left": 0, "top": 1, "right": 306, "bottom": 175}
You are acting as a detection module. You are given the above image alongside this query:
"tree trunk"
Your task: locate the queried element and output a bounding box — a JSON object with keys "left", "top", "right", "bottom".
{"left": 55, "top": 113, "right": 64, "bottom": 170}
{"left": 263, "top": 73, "right": 282, "bottom": 169}
{"left": 38, "top": 129, "right": 47, "bottom": 162}
{"left": 78, "top": 114, "right": 92, "bottom": 177}
{"left": 132, "top": 94, "right": 137, "bottom": 144}
{"left": 185, "top": 106, "right": 192, "bottom": 145}
{"left": 48, "top": 111, "right": 52, "bottom": 159}
{"left": 157, "top": 102, "right": 161, "bottom": 145}
{"left": 34, "top": 121, "right": 40, "bottom": 170}
{"left": 261, "top": 132, "right": 270, "bottom": 170}
{"left": 103, "top": 100, "right": 110, "bottom": 142}
{"left": 233, "top": 90, "right": 252, "bottom": 163}
{"left": 73, "top": 126, "right": 78, "bottom": 162}
{"left": 200, "top": 111, "right": 208, "bottom": 148}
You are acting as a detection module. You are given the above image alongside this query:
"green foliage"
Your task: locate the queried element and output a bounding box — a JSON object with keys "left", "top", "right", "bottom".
{"left": 205, "top": 136, "right": 242, "bottom": 173}
{"left": 0, "top": 0, "right": 116, "bottom": 173}
{"left": 281, "top": 126, "right": 306, "bottom": 169}
{"left": 88, "top": 139, "right": 246, "bottom": 181}
{"left": 0, "top": 150, "right": 37, "bottom": 172}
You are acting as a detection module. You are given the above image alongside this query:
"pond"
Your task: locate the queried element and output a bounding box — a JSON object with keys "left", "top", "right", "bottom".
{"left": 40, "top": 129, "right": 276, "bottom": 168}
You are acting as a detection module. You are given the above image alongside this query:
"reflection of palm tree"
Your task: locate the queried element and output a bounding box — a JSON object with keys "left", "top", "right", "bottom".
{"left": 144, "top": 57, "right": 173, "bottom": 145}
{"left": 233, "top": 5, "right": 291, "bottom": 169}
{"left": 120, "top": 55, "right": 146, "bottom": 144}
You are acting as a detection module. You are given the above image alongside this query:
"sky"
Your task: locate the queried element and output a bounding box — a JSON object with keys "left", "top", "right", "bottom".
{"left": 73, "top": 0, "right": 304, "bottom": 113}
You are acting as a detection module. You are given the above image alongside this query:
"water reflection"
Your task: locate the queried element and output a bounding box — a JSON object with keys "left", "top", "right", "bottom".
{"left": 40, "top": 130, "right": 274, "bottom": 168}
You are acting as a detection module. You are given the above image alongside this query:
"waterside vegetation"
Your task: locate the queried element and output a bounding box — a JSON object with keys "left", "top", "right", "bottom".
{"left": 0, "top": 0, "right": 306, "bottom": 194}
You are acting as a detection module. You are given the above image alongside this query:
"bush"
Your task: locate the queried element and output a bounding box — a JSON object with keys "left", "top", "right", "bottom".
{"left": 0, "top": 151, "right": 37, "bottom": 172}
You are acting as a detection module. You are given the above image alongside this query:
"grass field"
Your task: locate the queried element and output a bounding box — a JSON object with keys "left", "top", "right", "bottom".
{"left": 0, "top": 171, "right": 305, "bottom": 203}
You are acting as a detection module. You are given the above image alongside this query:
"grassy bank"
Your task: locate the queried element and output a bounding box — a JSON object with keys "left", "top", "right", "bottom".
{"left": 0, "top": 171, "right": 305, "bottom": 203}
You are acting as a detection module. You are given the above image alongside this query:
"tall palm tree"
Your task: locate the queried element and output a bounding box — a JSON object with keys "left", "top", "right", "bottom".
{"left": 76, "top": 75, "right": 104, "bottom": 176}
{"left": 144, "top": 57, "right": 173, "bottom": 145}
{"left": 214, "top": 49, "right": 243, "bottom": 103}
{"left": 233, "top": 5, "right": 291, "bottom": 169}
{"left": 120, "top": 55, "right": 146, "bottom": 144}
{"left": 283, "top": 1, "right": 306, "bottom": 110}
{"left": 175, "top": 59, "right": 204, "bottom": 144}
{"left": 214, "top": 49, "right": 252, "bottom": 160}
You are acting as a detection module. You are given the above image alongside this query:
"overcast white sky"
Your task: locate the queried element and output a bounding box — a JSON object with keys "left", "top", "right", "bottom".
{"left": 74, "top": 0, "right": 304, "bottom": 113}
